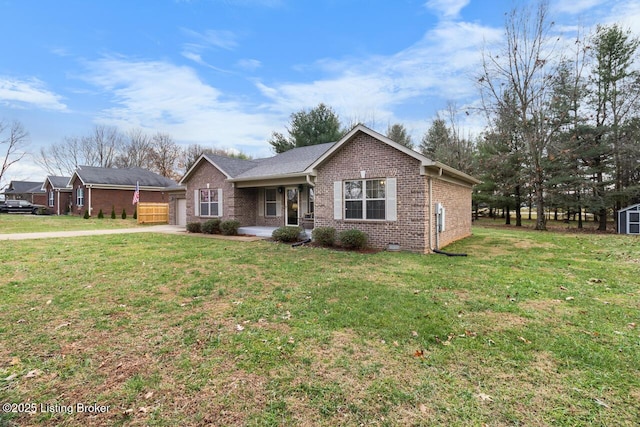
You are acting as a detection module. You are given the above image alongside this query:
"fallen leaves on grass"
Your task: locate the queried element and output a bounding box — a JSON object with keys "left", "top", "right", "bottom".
{"left": 477, "top": 393, "right": 494, "bottom": 402}
{"left": 24, "top": 369, "right": 42, "bottom": 379}
{"left": 518, "top": 336, "right": 532, "bottom": 344}
{"left": 413, "top": 349, "right": 425, "bottom": 359}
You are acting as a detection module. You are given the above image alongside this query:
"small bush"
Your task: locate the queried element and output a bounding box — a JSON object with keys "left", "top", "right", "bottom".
{"left": 338, "top": 229, "right": 368, "bottom": 250}
{"left": 111, "top": 206, "right": 116, "bottom": 219}
{"left": 312, "top": 226, "right": 336, "bottom": 246}
{"left": 272, "top": 226, "right": 303, "bottom": 242}
{"left": 220, "top": 220, "right": 240, "bottom": 236}
{"left": 97, "top": 209, "right": 104, "bottom": 219}
{"left": 186, "top": 222, "right": 202, "bottom": 233}
{"left": 83, "top": 210, "right": 90, "bottom": 219}
{"left": 133, "top": 208, "right": 137, "bottom": 220}
{"left": 202, "top": 218, "right": 221, "bottom": 234}
{"left": 121, "top": 209, "right": 127, "bottom": 220}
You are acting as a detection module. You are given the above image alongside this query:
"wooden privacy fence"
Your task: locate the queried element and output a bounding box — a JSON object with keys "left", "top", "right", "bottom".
{"left": 137, "top": 202, "right": 169, "bottom": 224}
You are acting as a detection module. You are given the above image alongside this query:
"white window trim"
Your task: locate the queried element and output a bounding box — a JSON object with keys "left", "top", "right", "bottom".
{"left": 198, "top": 188, "right": 222, "bottom": 217}
{"left": 265, "top": 188, "right": 278, "bottom": 217}
{"left": 344, "top": 179, "right": 386, "bottom": 221}
{"left": 76, "top": 187, "right": 84, "bottom": 207}
{"left": 336, "top": 178, "right": 396, "bottom": 222}
{"left": 48, "top": 190, "right": 55, "bottom": 207}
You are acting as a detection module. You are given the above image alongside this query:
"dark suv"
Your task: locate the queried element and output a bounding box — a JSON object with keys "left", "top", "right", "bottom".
{"left": 0, "top": 200, "right": 48, "bottom": 214}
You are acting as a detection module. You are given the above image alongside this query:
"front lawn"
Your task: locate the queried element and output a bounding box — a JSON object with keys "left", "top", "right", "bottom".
{"left": 0, "top": 214, "right": 141, "bottom": 234}
{"left": 0, "top": 226, "right": 638, "bottom": 426}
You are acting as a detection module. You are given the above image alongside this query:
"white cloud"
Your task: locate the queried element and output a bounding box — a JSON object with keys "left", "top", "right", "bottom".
{"left": 181, "top": 28, "right": 238, "bottom": 51}
{"left": 81, "top": 57, "right": 279, "bottom": 153}
{"left": 553, "top": 0, "right": 605, "bottom": 15}
{"left": 0, "top": 77, "right": 67, "bottom": 112}
{"left": 237, "top": 58, "right": 262, "bottom": 71}
{"left": 425, "top": 0, "right": 470, "bottom": 19}
{"left": 255, "top": 20, "right": 502, "bottom": 134}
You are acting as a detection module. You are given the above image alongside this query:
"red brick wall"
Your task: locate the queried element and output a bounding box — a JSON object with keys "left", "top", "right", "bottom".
{"left": 43, "top": 182, "right": 72, "bottom": 215}
{"left": 314, "top": 132, "right": 429, "bottom": 252}
{"left": 68, "top": 177, "right": 168, "bottom": 217}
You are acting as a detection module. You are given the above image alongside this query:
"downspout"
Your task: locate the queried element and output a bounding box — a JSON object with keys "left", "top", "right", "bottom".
{"left": 88, "top": 185, "right": 92, "bottom": 216}
{"left": 428, "top": 176, "right": 433, "bottom": 252}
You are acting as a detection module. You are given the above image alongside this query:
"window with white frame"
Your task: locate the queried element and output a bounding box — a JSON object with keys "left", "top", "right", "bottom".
{"left": 308, "top": 187, "right": 315, "bottom": 216}
{"left": 76, "top": 188, "right": 84, "bottom": 206}
{"left": 344, "top": 179, "right": 386, "bottom": 220}
{"left": 49, "top": 190, "right": 54, "bottom": 207}
{"left": 199, "top": 189, "right": 219, "bottom": 217}
{"left": 265, "top": 188, "right": 277, "bottom": 217}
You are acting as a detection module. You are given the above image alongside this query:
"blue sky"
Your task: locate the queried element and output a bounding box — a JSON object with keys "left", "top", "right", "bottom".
{"left": 2, "top": 0, "right": 640, "bottom": 184}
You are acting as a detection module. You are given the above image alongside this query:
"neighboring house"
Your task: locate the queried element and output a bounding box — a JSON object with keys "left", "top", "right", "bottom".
{"left": 2, "top": 180, "right": 47, "bottom": 205}
{"left": 617, "top": 203, "right": 640, "bottom": 235}
{"left": 180, "top": 125, "right": 480, "bottom": 253}
{"left": 68, "top": 166, "right": 178, "bottom": 217}
{"left": 42, "top": 176, "right": 72, "bottom": 215}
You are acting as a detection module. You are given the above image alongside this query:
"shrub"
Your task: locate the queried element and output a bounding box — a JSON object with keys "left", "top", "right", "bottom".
{"left": 121, "top": 209, "right": 127, "bottom": 220}
{"left": 202, "top": 218, "right": 221, "bottom": 234}
{"left": 111, "top": 206, "right": 116, "bottom": 219}
{"left": 312, "top": 226, "right": 336, "bottom": 246}
{"left": 133, "top": 208, "right": 137, "bottom": 220}
{"left": 272, "top": 226, "right": 303, "bottom": 242}
{"left": 97, "top": 209, "right": 104, "bottom": 219}
{"left": 83, "top": 210, "right": 90, "bottom": 219}
{"left": 220, "top": 220, "right": 240, "bottom": 236}
{"left": 338, "top": 229, "right": 368, "bottom": 250}
{"left": 186, "top": 222, "right": 202, "bottom": 233}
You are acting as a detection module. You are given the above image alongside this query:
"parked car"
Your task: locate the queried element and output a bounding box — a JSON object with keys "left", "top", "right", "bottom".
{"left": 0, "top": 199, "right": 49, "bottom": 214}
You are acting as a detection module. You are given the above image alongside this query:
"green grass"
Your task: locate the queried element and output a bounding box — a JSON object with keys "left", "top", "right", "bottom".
{"left": 0, "top": 222, "right": 639, "bottom": 426}
{"left": 0, "top": 214, "right": 141, "bottom": 233}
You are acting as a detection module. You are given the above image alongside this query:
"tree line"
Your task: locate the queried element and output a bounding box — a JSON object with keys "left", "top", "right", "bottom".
{"left": 34, "top": 126, "right": 249, "bottom": 181}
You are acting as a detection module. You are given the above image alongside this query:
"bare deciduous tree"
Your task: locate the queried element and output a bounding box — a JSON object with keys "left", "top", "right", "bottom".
{"left": 115, "top": 128, "right": 154, "bottom": 169}
{"left": 0, "top": 119, "right": 30, "bottom": 187}
{"left": 151, "top": 132, "right": 181, "bottom": 179}
{"left": 478, "top": 0, "right": 561, "bottom": 230}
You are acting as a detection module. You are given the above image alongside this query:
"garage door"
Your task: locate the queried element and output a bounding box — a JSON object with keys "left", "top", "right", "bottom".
{"left": 177, "top": 198, "right": 187, "bottom": 227}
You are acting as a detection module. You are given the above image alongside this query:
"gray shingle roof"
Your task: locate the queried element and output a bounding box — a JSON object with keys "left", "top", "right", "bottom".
{"left": 232, "top": 142, "right": 335, "bottom": 179}
{"left": 75, "top": 166, "right": 178, "bottom": 187}
{"left": 202, "top": 154, "right": 262, "bottom": 178}
{"left": 47, "top": 176, "right": 71, "bottom": 189}
{"left": 5, "top": 181, "right": 45, "bottom": 194}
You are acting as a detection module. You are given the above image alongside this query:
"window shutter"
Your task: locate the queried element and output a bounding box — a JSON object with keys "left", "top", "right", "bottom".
{"left": 194, "top": 190, "right": 200, "bottom": 216}
{"left": 217, "top": 188, "right": 223, "bottom": 217}
{"left": 275, "top": 190, "right": 282, "bottom": 217}
{"left": 258, "top": 189, "right": 265, "bottom": 216}
{"left": 386, "top": 178, "right": 397, "bottom": 221}
{"left": 334, "top": 181, "right": 342, "bottom": 220}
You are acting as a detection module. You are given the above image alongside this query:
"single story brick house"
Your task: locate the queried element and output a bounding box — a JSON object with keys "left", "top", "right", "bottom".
{"left": 68, "top": 166, "right": 177, "bottom": 217}
{"left": 42, "top": 176, "right": 73, "bottom": 215}
{"left": 180, "top": 125, "right": 480, "bottom": 253}
{"left": 2, "top": 180, "right": 47, "bottom": 204}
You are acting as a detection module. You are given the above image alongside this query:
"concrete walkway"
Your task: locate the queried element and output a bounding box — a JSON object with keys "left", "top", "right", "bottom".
{"left": 0, "top": 224, "right": 187, "bottom": 241}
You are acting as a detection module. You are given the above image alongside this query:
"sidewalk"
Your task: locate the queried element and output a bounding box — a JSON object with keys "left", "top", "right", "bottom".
{"left": 0, "top": 224, "right": 186, "bottom": 241}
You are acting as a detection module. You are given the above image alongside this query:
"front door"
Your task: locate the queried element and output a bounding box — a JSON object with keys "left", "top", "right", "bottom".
{"left": 286, "top": 187, "right": 299, "bottom": 226}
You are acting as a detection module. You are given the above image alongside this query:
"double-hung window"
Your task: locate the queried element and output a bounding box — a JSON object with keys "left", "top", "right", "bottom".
{"left": 76, "top": 188, "right": 84, "bottom": 207}
{"left": 265, "top": 189, "right": 277, "bottom": 217}
{"left": 344, "top": 179, "right": 386, "bottom": 220}
{"left": 199, "top": 189, "right": 219, "bottom": 217}
{"left": 49, "top": 190, "right": 55, "bottom": 207}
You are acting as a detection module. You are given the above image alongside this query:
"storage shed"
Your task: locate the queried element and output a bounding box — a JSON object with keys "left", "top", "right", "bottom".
{"left": 617, "top": 203, "right": 640, "bottom": 235}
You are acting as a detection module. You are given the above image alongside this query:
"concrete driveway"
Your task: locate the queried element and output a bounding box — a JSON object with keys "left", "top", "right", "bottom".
{"left": 0, "top": 224, "right": 187, "bottom": 241}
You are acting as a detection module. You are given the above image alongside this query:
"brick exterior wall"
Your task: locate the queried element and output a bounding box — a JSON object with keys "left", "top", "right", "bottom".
{"left": 314, "top": 132, "right": 474, "bottom": 253}
{"left": 429, "top": 177, "right": 473, "bottom": 249}
{"left": 314, "top": 133, "right": 430, "bottom": 253}
{"left": 43, "top": 182, "right": 72, "bottom": 215}
{"left": 68, "top": 177, "right": 168, "bottom": 217}
{"left": 184, "top": 161, "right": 260, "bottom": 226}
